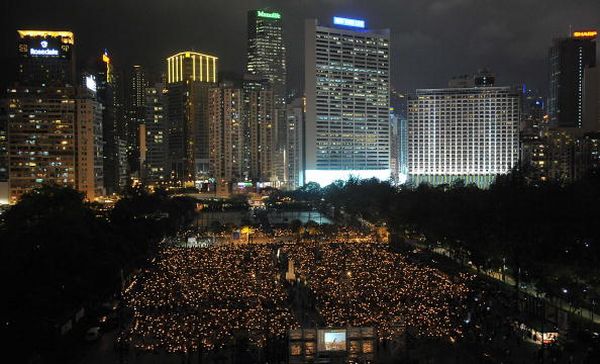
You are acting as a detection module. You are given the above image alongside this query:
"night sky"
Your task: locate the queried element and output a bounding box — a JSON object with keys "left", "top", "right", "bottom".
{"left": 2, "top": 0, "right": 599, "bottom": 95}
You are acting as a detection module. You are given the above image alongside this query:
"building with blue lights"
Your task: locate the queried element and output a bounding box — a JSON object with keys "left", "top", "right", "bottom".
{"left": 304, "top": 17, "right": 391, "bottom": 186}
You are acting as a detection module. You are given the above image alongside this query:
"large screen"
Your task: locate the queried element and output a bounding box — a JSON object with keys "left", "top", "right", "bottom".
{"left": 317, "top": 329, "right": 346, "bottom": 352}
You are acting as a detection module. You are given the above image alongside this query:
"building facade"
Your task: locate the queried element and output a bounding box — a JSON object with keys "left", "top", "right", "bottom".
{"left": 143, "top": 84, "right": 167, "bottom": 185}
{"left": 95, "top": 50, "right": 127, "bottom": 194}
{"left": 8, "top": 30, "right": 79, "bottom": 201}
{"left": 165, "top": 51, "right": 218, "bottom": 185}
{"left": 17, "top": 30, "right": 75, "bottom": 87}
{"left": 75, "top": 86, "right": 104, "bottom": 200}
{"left": 548, "top": 30, "right": 597, "bottom": 130}
{"left": 243, "top": 75, "right": 275, "bottom": 183}
{"left": 7, "top": 87, "right": 77, "bottom": 201}
{"left": 208, "top": 83, "right": 244, "bottom": 185}
{"left": 246, "top": 9, "right": 287, "bottom": 108}
{"left": 126, "top": 64, "right": 148, "bottom": 176}
{"left": 408, "top": 87, "right": 520, "bottom": 188}
{"left": 285, "top": 97, "right": 305, "bottom": 189}
{"left": 304, "top": 18, "right": 391, "bottom": 186}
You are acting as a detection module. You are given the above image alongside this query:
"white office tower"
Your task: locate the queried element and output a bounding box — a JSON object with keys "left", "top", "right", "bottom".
{"left": 408, "top": 87, "right": 520, "bottom": 188}
{"left": 304, "top": 17, "right": 391, "bottom": 186}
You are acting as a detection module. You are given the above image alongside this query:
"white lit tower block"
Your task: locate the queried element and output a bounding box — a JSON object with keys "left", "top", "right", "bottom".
{"left": 304, "top": 18, "right": 391, "bottom": 186}
{"left": 408, "top": 87, "right": 520, "bottom": 188}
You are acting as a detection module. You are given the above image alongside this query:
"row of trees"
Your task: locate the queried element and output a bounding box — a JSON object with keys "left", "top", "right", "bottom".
{"left": 0, "top": 185, "right": 197, "bottom": 360}
{"left": 314, "top": 172, "right": 600, "bottom": 310}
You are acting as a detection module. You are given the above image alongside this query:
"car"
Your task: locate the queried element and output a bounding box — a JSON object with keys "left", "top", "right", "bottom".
{"left": 85, "top": 327, "right": 102, "bottom": 342}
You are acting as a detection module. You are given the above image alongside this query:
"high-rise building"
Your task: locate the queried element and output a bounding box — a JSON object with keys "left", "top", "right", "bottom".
{"left": 285, "top": 97, "right": 305, "bottom": 189}
{"left": 408, "top": 85, "right": 520, "bottom": 188}
{"left": 7, "top": 87, "right": 77, "bottom": 201}
{"left": 548, "top": 30, "right": 597, "bottom": 130}
{"left": 75, "top": 80, "right": 105, "bottom": 200}
{"left": 243, "top": 75, "right": 275, "bottom": 183}
{"left": 16, "top": 30, "right": 75, "bottom": 86}
{"left": 0, "top": 101, "right": 9, "bottom": 204}
{"left": 8, "top": 30, "right": 79, "bottom": 201}
{"left": 143, "top": 83, "right": 167, "bottom": 184}
{"left": 208, "top": 83, "right": 243, "bottom": 185}
{"left": 580, "top": 132, "right": 600, "bottom": 174}
{"left": 165, "top": 51, "right": 218, "bottom": 185}
{"left": 390, "top": 113, "right": 399, "bottom": 184}
{"left": 246, "top": 9, "right": 287, "bottom": 108}
{"left": 126, "top": 64, "right": 148, "bottom": 176}
{"left": 95, "top": 50, "right": 127, "bottom": 194}
{"left": 583, "top": 66, "right": 600, "bottom": 131}
{"left": 304, "top": 17, "right": 391, "bottom": 186}
{"left": 245, "top": 9, "right": 288, "bottom": 187}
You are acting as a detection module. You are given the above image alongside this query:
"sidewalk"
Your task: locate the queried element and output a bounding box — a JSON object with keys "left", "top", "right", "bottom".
{"left": 410, "top": 240, "right": 600, "bottom": 326}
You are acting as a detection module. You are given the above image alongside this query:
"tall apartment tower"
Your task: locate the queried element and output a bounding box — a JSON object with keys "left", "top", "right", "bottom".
{"left": 75, "top": 82, "right": 105, "bottom": 200}
{"left": 243, "top": 75, "right": 275, "bottom": 183}
{"left": 0, "top": 102, "right": 8, "bottom": 204}
{"left": 126, "top": 64, "right": 148, "bottom": 176}
{"left": 165, "top": 51, "right": 218, "bottom": 185}
{"left": 549, "top": 30, "right": 597, "bottom": 131}
{"left": 143, "top": 83, "right": 167, "bottom": 184}
{"left": 285, "top": 97, "right": 305, "bottom": 189}
{"left": 208, "top": 83, "right": 243, "bottom": 184}
{"left": 304, "top": 17, "right": 391, "bottom": 186}
{"left": 8, "top": 31, "right": 78, "bottom": 202}
{"left": 95, "top": 50, "right": 127, "bottom": 194}
{"left": 407, "top": 84, "right": 520, "bottom": 188}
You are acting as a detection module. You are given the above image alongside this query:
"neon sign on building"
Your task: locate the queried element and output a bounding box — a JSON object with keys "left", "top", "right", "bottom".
{"left": 333, "top": 16, "right": 366, "bottom": 29}
{"left": 257, "top": 10, "right": 281, "bottom": 19}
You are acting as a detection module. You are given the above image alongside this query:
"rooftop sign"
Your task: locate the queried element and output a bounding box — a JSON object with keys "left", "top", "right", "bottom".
{"left": 257, "top": 10, "right": 281, "bottom": 19}
{"left": 573, "top": 30, "right": 597, "bottom": 38}
{"left": 333, "top": 16, "right": 365, "bottom": 29}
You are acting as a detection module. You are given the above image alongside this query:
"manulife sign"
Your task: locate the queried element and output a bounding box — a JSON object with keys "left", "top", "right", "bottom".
{"left": 257, "top": 10, "right": 281, "bottom": 19}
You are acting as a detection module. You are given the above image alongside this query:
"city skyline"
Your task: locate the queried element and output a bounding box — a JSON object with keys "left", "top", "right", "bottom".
{"left": 2, "top": 0, "right": 600, "bottom": 94}
{"left": 4, "top": 3, "right": 600, "bottom": 363}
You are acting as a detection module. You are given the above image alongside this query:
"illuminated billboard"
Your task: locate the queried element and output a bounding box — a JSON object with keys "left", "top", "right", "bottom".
{"left": 333, "top": 16, "right": 365, "bottom": 29}
{"left": 18, "top": 30, "right": 73, "bottom": 59}
{"left": 85, "top": 75, "right": 96, "bottom": 92}
{"left": 572, "top": 30, "right": 598, "bottom": 39}
{"left": 317, "top": 329, "right": 346, "bottom": 352}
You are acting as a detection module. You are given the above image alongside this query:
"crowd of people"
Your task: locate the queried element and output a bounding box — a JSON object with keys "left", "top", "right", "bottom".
{"left": 118, "top": 237, "right": 472, "bottom": 354}
{"left": 283, "top": 243, "right": 472, "bottom": 340}
{"left": 118, "top": 247, "right": 298, "bottom": 353}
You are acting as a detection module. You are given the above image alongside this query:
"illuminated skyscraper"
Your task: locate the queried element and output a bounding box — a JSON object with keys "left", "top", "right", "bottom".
{"left": 144, "top": 83, "right": 167, "bottom": 184}
{"left": 245, "top": 9, "right": 287, "bottom": 186}
{"left": 75, "top": 81, "right": 105, "bottom": 200}
{"left": 208, "top": 83, "right": 243, "bottom": 184}
{"left": 95, "top": 50, "right": 127, "bottom": 193}
{"left": 165, "top": 51, "right": 218, "bottom": 184}
{"left": 408, "top": 86, "right": 520, "bottom": 188}
{"left": 304, "top": 17, "right": 391, "bottom": 186}
{"left": 8, "top": 30, "right": 78, "bottom": 201}
{"left": 243, "top": 75, "right": 275, "bottom": 183}
{"left": 246, "top": 9, "right": 286, "bottom": 107}
{"left": 16, "top": 30, "right": 75, "bottom": 86}
{"left": 0, "top": 100, "right": 9, "bottom": 203}
{"left": 549, "top": 30, "right": 597, "bottom": 130}
{"left": 126, "top": 64, "right": 148, "bottom": 176}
